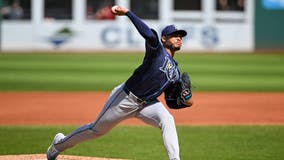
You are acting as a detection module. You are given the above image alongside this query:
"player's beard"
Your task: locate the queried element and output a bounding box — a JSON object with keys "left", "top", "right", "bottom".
{"left": 164, "top": 42, "right": 181, "bottom": 52}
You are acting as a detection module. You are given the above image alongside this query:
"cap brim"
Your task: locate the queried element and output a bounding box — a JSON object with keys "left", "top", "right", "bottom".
{"left": 175, "top": 30, "right": 187, "bottom": 37}
{"left": 167, "top": 30, "right": 187, "bottom": 37}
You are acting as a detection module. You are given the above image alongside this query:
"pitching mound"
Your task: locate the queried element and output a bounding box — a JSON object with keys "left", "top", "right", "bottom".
{"left": 0, "top": 154, "right": 128, "bottom": 160}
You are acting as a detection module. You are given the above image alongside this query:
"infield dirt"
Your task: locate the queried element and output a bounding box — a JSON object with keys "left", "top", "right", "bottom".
{"left": 1, "top": 92, "right": 284, "bottom": 125}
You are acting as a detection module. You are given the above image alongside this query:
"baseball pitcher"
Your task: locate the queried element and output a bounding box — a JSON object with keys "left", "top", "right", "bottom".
{"left": 47, "top": 5, "right": 193, "bottom": 160}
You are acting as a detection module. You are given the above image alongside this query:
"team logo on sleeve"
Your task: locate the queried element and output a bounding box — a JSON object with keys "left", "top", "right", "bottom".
{"left": 159, "top": 57, "right": 179, "bottom": 82}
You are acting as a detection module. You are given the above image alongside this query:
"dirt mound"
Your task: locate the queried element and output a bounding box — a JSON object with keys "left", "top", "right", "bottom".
{"left": 0, "top": 154, "right": 127, "bottom": 160}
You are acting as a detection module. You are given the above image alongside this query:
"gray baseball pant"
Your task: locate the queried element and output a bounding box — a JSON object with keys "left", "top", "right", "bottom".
{"left": 54, "top": 83, "right": 180, "bottom": 160}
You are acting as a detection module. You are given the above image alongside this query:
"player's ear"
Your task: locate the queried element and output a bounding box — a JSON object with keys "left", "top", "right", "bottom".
{"left": 161, "top": 36, "right": 166, "bottom": 43}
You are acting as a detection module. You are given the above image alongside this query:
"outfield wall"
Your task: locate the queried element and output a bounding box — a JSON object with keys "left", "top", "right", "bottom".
{"left": 1, "top": 0, "right": 254, "bottom": 52}
{"left": 255, "top": 0, "right": 284, "bottom": 50}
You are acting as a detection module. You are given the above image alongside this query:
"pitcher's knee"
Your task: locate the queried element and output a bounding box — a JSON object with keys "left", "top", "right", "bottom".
{"left": 159, "top": 114, "right": 175, "bottom": 128}
{"left": 89, "top": 125, "right": 112, "bottom": 138}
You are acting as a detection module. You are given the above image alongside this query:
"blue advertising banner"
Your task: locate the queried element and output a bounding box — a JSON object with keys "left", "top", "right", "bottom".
{"left": 262, "top": 0, "right": 284, "bottom": 10}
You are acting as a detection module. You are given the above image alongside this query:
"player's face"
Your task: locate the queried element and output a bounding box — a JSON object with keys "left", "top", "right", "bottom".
{"left": 164, "top": 33, "right": 183, "bottom": 51}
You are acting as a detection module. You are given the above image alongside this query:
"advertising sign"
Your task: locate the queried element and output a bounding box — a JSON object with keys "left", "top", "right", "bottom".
{"left": 262, "top": 0, "right": 284, "bottom": 10}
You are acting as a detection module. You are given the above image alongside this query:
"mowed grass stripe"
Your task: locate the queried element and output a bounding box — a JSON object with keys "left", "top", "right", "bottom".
{"left": 0, "top": 53, "right": 284, "bottom": 91}
{"left": 0, "top": 126, "right": 283, "bottom": 160}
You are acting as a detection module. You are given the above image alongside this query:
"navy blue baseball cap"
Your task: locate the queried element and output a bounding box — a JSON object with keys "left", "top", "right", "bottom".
{"left": 161, "top": 25, "right": 187, "bottom": 37}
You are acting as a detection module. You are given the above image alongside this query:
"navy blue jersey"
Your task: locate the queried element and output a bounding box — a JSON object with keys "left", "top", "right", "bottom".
{"left": 125, "top": 11, "right": 180, "bottom": 101}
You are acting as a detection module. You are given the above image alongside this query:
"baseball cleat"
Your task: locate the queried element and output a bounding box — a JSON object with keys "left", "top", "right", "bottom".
{"left": 47, "top": 133, "right": 65, "bottom": 160}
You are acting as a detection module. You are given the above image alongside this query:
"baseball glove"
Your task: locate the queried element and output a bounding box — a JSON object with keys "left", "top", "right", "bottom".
{"left": 177, "top": 72, "right": 192, "bottom": 106}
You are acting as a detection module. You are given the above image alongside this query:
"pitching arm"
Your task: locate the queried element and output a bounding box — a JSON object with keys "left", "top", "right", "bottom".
{"left": 111, "top": 6, "right": 158, "bottom": 47}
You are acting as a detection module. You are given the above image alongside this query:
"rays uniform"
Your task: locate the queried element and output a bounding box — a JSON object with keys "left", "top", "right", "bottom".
{"left": 47, "top": 10, "right": 189, "bottom": 160}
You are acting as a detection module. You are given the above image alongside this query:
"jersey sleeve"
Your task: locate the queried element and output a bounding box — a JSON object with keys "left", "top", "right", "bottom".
{"left": 126, "top": 11, "right": 159, "bottom": 47}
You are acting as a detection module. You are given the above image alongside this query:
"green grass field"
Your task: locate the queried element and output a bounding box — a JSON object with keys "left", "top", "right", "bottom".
{"left": 0, "top": 125, "right": 284, "bottom": 160}
{"left": 0, "top": 53, "right": 284, "bottom": 91}
{"left": 1, "top": 52, "right": 284, "bottom": 159}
